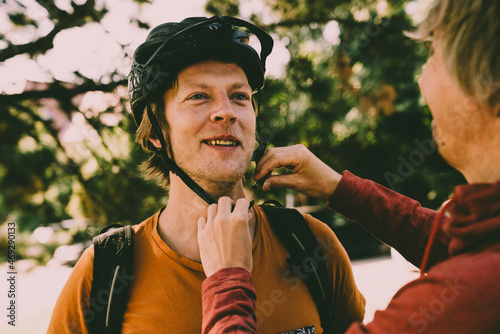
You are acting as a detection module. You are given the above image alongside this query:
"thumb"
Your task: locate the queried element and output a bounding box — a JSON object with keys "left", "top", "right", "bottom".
{"left": 263, "top": 173, "right": 300, "bottom": 191}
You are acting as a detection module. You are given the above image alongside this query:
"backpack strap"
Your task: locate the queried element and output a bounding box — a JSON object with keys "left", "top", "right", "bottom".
{"left": 261, "top": 204, "right": 335, "bottom": 333}
{"left": 88, "top": 224, "right": 134, "bottom": 334}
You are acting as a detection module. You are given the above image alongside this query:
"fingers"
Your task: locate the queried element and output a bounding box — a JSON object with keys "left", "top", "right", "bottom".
{"left": 197, "top": 216, "right": 207, "bottom": 231}
{"left": 261, "top": 173, "right": 303, "bottom": 192}
{"left": 207, "top": 203, "right": 218, "bottom": 222}
{"left": 202, "top": 198, "right": 250, "bottom": 228}
{"left": 253, "top": 144, "right": 342, "bottom": 198}
{"left": 233, "top": 198, "right": 250, "bottom": 220}
{"left": 254, "top": 145, "right": 306, "bottom": 181}
{"left": 219, "top": 197, "right": 232, "bottom": 215}
{"left": 198, "top": 197, "right": 253, "bottom": 277}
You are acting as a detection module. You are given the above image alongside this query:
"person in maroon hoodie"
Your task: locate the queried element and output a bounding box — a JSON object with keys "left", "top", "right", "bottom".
{"left": 196, "top": 0, "right": 500, "bottom": 333}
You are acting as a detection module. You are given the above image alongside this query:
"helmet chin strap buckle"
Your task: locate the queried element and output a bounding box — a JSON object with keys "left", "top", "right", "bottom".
{"left": 251, "top": 141, "right": 269, "bottom": 190}
{"left": 252, "top": 142, "right": 267, "bottom": 162}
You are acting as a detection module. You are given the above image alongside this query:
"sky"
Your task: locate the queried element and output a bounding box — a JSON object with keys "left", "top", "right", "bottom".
{"left": 0, "top": 0, "right": 293, "bottom": 95}
{"left": 0, "top": 0, "right": 203, "bottom": 92}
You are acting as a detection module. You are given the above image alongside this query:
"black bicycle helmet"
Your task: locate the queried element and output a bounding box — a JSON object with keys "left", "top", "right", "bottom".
{"left": 128, "top": 15, "right": 274, "bottom": 127}
{"left": 127, "top": 16, "right": 274, "bottom": 205}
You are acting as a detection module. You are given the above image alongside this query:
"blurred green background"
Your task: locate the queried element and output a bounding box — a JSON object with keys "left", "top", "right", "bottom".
{"left": 0, "top": 0, "right": 465, "bottom": 267}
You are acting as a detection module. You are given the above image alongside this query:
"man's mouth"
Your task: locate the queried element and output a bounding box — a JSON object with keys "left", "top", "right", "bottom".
{"left": 203, "top": 139, "right": 239, "bottom": 147}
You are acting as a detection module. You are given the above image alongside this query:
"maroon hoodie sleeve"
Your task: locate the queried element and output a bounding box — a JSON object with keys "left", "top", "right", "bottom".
{"left": 201, "top": 267, "right": 257, "bottom": 334}
{"left": 327, "top": 171, "right": 450, "bottom": 268}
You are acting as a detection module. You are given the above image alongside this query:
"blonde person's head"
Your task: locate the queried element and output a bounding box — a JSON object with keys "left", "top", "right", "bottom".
{"left": 408, "top": 0, "right": 499, "bottom": 109}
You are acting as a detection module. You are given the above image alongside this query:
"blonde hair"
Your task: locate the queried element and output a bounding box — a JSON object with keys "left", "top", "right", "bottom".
{"left": 134, "top": 78, "right": 178, "bottom": 190}
{"left": 408, "top": 0, "right": 500, "bottom": 107}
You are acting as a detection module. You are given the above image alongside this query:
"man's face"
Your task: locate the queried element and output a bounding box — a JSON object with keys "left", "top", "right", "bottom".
{"left": 418, "top": 40, "right": 487, "bottom": 172}
{"left": 164, "top": 60, "right": 256, "bottom": 190}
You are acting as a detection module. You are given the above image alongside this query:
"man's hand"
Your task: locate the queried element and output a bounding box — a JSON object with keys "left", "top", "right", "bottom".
{"left": 254, "top": 144, "right": 343, "bottom": 198}
{"left": 198, "top": 197, "right": 253, "bottom": 278}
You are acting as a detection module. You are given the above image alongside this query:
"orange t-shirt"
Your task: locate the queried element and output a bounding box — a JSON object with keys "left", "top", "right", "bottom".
{"left": 47, "top": 205, "right": 365, "bottom": 333}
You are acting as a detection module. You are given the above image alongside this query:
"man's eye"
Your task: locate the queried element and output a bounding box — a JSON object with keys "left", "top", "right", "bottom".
{"left": 232, "top": 93, "right": 250, "bottom": 101}
{"left": 188, "top": 93, "right": 207, "bottom": 100}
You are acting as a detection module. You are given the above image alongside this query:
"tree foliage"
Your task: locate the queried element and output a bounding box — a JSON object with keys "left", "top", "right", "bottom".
{"left": 1, "top": 0, "right": 464, "bottom": 261}
{"left": 0, "top": 0, "right": 166, "bottom": 260}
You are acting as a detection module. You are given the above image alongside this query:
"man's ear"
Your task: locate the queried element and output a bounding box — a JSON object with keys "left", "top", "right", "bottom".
{"left": 148, "top": 134, "right": 162, "bottom": 149}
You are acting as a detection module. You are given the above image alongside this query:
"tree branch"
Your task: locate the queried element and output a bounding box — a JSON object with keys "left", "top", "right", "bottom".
{"left": 0, "top": 0, "right": 107, "bottom": 62}
{"left": 0, "top": 79, "right": 128, "bottom": 104}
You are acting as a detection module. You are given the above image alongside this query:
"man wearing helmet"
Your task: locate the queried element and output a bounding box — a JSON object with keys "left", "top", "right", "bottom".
{"left": 48, "top": 16, "right": 365, "bottom": 333}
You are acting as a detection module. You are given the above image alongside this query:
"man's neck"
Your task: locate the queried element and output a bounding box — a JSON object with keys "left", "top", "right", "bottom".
{"left": 157, "top": 174, "right": 254, "bottom": 262}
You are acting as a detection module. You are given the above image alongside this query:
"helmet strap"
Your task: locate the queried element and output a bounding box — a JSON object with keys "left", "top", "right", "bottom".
{"left": 146, "top": 103, "right": 216, "bottom": 205}
{"left": 250, "top": 89, "right": 271, "bottom": 190}
{"left": 252, "top": 89, "right": 268, "bottom": 163}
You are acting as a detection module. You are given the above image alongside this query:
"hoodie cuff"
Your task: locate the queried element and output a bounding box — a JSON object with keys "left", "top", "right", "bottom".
{"left": 326, "top": 170, "right": 370, "bottom": 222}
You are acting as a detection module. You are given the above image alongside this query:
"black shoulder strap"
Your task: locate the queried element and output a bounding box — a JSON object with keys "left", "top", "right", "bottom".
{"left": 87, "top": 209, "right": 335, "bottom": 332}
{"left": 261, "top": 204, "right": 336, "bottom": 333}
{"left": 88, "top": 224, "right": 134, "bottom": 334}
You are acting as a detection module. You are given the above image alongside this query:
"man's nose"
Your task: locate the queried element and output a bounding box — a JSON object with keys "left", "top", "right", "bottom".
{"left": 210, "top": 96, "right": 237, "bottom": 123}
